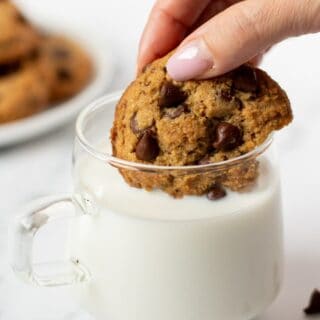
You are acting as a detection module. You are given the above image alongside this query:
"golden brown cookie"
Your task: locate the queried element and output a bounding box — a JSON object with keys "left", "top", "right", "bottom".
{"left": 0, "top": 1, "right": 40, "bottom": 64}
{"left": 0, "top": 58, "right": 50, "bottom": 124}
{"left": 39, "top": 35, "right": 93, "bottom": 102}
{"left": 111, "top": 53, "right": 293, "bottom": 197}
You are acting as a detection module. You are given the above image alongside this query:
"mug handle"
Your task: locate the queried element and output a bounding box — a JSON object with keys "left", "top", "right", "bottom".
{"left": 9, "top": 195, "right": 91, "bottom": 287}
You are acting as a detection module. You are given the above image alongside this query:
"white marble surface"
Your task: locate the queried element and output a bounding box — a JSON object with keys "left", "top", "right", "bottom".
{"left": 1, "top": 0, "right": 320, "bottom": 319}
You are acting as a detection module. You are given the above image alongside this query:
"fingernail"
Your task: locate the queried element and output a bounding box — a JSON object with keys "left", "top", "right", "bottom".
{"left": 166, "top": 40, "right": 214, "bottom": 81}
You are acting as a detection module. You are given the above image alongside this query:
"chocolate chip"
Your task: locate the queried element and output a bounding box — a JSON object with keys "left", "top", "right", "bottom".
{"left": 52, "top": 47, "right": 70, "bottom": 59}
{"left": 233, "top": 65, "right": 258, "bottom": 93}
{"left": 234, "top": 97, "right": 243, "bottom": 109}
{"left": 0, "top": 61, "right": 21, "bottom": 76}
{"left": 130, "top": 114, "right": 141, "bottom": 135}
{"left": 218, "top": 88, "right": 243, "bottom": 109}
{"left": 207, "top": 185, "right": 226, "bottom": 200}
{"left": 159, "top": 82, "right": 186, "bottom": 108}
{"left": 304, "top": 289, "right": 320, "bottom": 315}
{"left": 213, "top": 122, "right": 242, "bottom": 151}
{"left": 165, "top": 104, "right": 187, "bottom": 119}
{"left": 220, "top": 88, "right": 233, "bottom": 102}
{"left": 57, "top": 68, "right": 72, "bottom": 81}
{"left": 135, "top": 131, "right": 160, "bottom": 161}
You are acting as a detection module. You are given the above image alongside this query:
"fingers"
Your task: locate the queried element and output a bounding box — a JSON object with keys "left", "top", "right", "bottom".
{"left": 166, "top": 0, "right": 320, "bottom": 80}
{"left": 137, "top": 0, "right": 210, "bottom": 73}
{"left": 192, "top": 0, "right": 240, "bottom": 30}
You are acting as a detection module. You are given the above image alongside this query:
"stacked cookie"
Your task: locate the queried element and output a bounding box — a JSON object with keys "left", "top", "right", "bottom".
{"left": 0, "top": 0, "right": 93, "bottom": 124}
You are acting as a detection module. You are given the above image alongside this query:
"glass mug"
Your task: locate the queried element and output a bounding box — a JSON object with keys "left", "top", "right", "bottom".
{"left": 10, "top": 92, "right": 283, "bottom": 320}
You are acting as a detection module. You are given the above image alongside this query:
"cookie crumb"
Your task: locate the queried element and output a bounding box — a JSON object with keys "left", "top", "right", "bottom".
{"left": 207, "top": 185, "right": 227, "bottom": 201}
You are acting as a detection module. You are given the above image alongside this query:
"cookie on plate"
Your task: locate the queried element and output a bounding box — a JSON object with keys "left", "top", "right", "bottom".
{"left": 111, "top": 52, "right": 293, "bottom": 197}
{"left": 0, "top": 1, "right": 40, "bottom": 64}
{"left": 0, "top": 58, "right": 50, "bottom": 124}
{"left": 39, "top": 35, "right": 93, "bottom": 102}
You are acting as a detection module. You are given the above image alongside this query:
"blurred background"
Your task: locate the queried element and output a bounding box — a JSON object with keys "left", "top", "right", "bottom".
{"left": 0, "top": 0, "right": 320, "bottom": 319}
{"left": 1, "top": 0, "right": 154, "bottom": 213}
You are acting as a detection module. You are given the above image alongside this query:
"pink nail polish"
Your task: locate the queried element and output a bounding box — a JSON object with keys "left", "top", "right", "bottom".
{"left": 166, "top": 40, "right": 213, "bottom": 81}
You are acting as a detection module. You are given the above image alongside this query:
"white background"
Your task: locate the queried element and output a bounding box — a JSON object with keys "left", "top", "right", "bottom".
{"left": 0, "top": 0, "right": 320, "bottom": 319}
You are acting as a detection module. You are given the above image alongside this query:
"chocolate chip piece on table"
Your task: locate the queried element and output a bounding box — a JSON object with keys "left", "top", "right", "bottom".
{"left": 135, "top": 131, "right": 160, "bottom": 161}
{"left": 165, "top": 104, "right": 186, "bottom": 119}
{"left": 213, "top": 122, "right": 242, "bottom": 151}
{"left": 233, "top": 65, "right": 258, "bottom": 93}
{"left": 304, "top": 289, "right": 320, "bottom": 315}
{"left": 207, "top": 185, "right": 226, "bottom": 200}
{"left": 159, "top": 82, "right": 186, "bottom": 108}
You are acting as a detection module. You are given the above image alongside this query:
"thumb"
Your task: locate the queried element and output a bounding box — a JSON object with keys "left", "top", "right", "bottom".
{"left": 166, "top": 0, "right": 320, "bottom": 80}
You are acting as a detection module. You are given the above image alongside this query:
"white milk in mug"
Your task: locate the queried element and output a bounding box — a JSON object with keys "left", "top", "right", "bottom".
{"left": 68, "top": 153, "right": 283, "bottom": 320}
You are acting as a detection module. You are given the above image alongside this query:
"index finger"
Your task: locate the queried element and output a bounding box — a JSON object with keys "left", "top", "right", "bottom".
{"left": 137, "top": 0, "right": 210, "bottom": 73}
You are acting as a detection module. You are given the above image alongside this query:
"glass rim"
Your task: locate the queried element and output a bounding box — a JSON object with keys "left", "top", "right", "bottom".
{"left": 76, "top": 91, "right": 273, "bottom": 173}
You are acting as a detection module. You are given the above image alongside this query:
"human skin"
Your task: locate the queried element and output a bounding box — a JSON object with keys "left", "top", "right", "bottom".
{"left": 137, "top": 0, "right": 320, "bottom": 80}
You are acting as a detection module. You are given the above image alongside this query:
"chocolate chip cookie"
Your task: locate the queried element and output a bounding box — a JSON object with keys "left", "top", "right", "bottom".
{"left": 0, "top": 58, "right": 50, "bottom": 124}
{"left": 111, "top": 52, "right": 292, "bottom": 197}
{"left": 39, "top": 35, "right": 93, "bottom": 102}
{"left": 0, "top": 1, "right": 40, "bottom": 64}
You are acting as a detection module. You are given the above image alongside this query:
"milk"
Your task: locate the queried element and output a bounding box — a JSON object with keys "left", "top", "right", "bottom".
{"left": 69, "top": 153, "right": 283, "bottom": 320}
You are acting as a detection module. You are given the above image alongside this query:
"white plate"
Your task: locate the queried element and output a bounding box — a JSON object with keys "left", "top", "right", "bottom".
{"left": 0, "top": 19, "right": 115, "bottom": 147}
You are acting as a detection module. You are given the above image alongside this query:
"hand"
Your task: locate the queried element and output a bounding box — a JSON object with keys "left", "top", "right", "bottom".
{"left": 137, "top": 0, "right": 320, "bottom": 80}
